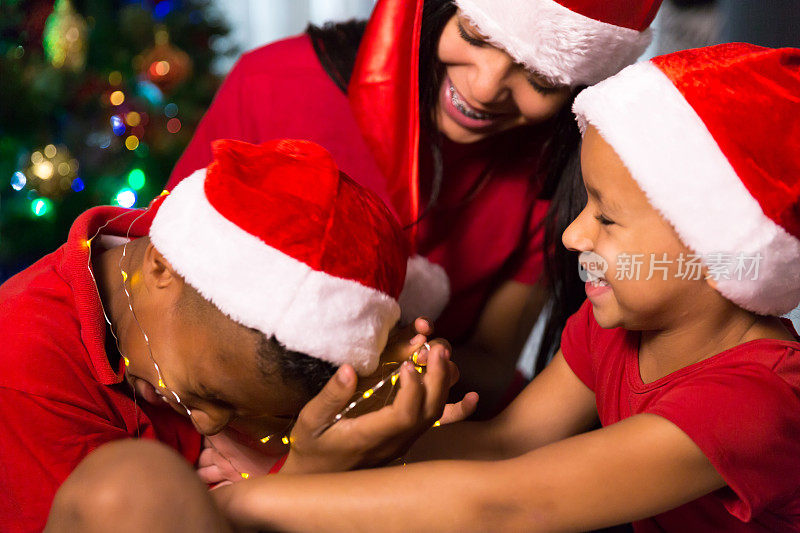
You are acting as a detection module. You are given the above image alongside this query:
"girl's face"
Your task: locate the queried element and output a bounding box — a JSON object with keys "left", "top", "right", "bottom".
{"left": 562, "top": 126, "right": 720, "bottom": 331}
{"left": 435, "top": 11, "right": 572, "bottom": 144}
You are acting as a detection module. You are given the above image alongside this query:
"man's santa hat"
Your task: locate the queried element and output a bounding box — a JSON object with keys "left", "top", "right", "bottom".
{"left": 150, "top": 139, "right": 420, "bottom": 375}
{"left": 573, "top": 43, "right": 800, "bottom": 316}
{"left": 454, "top": 0, "right": 663, "bottom": 87}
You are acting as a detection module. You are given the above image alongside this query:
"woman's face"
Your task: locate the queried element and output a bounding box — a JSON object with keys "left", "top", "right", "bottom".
{"left": 435, "top": 11, "right": 573, "bottom": 144}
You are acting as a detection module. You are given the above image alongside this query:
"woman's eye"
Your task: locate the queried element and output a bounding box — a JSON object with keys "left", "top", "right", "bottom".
{"left": 457, "top": 22, "right": 486, "bottom": 47}
{"left": 595, "top": 214, "right": 615, "bottom": 226}
{"left": 526, "top": 76, "right": 559, "bottom": 95}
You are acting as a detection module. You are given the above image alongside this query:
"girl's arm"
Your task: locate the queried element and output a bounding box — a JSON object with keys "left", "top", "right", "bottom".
{"left": 405, "top": 350, "right": 598, "bottom": 461}
{"left": 216, "top": 412, "right": 725, "bottom": 532}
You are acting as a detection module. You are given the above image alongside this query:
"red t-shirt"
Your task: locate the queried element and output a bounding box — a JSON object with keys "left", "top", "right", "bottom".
{"left": 561, "top": 300, "right": 800, "bottom": 531}
{"left": 166, "top": 35, "right": 549, "bottom": 341}
{"left": 0, "top": 205, "right": 201, "bottom": 533}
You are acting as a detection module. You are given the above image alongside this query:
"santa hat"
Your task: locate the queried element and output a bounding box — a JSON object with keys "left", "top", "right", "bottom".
{"left": 572, "top": 43, "right": 800, "bottom": 316}
{"left": 349, "top": 0, "right": 450, "bottom": 323}
{"left": 454, "top": 0, "right": 663, "bottom": 87}
{"left": 149, "top": 139, "right": 410, "bottom": 375}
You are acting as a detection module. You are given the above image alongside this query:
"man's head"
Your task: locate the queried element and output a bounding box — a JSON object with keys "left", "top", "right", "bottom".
{"left": 115, "top": 237, "right": 335, "bottom": 436}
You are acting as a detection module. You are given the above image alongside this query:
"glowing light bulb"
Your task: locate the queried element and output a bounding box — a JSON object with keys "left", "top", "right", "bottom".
{"left": 281, "top": 436, "right": 290, "bottom": 445}
{"left": 110, "top": 115, "right": 126, "bottom": 136}
{"left": 125, "top": 135, "right": 140, "bottom": 151}
{"left": 391, "top": 374, "right": 399, "bottom": 386}
{"left": 115, "top": 188, "right": 137, "bottom": 208}
{"left": 121, "top": 270, "right": 128, "bottom": 282}
{"left": 11, "top": 171, "right": 26, "bottom": 191}
{"left": 109, "top": 90, "right": 125, "bottom": 106}
{"left": 31, "top": 198, "right": 52, "bottom": 217}
{"left": 127, "top": 168, "right": 146, "bottom": 190}
{"left": 260, "top": 436, "right": 271, "bottom": 444}
{"left": 33, "top": 161, "right": 54, "bottom": 180}
{"left": 158, "top": 378, "right": 166, "bottom": 389}
{"left": 123, "top": 357, "right": 130, "bottom": 367}
{"left": 240, "top": 473, "right": 250, "bottom": 479}
{"left": 166, "top": 118, "right": 181, "bottom": 133}
{"left": 164, "top": 102, "right": 178, "bottom": 117}
{"left": 125, "top": 111, "right": 141, "bottom": 127}
{"left": 433, "top": 421, "right": 441, "bottom": 427}
{"left": 362, "top": 389, "right": 374, "bottom": 399}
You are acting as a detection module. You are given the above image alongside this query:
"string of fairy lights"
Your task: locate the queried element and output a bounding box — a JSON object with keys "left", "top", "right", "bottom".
{"left": 86, "top": 192, "right": 437, "bottom": 480}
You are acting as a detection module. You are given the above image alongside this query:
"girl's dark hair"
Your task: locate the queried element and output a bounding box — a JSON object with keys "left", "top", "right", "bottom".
{"left": 307, "top": 1, "right": 585, "bottom": 374}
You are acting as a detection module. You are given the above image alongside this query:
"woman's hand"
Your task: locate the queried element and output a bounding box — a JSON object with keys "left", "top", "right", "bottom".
{"left": 198, "top": 430, "right": 283, "bottom": 487}
{"left": 280, "top": 342, "right": 461, "bottom": 475}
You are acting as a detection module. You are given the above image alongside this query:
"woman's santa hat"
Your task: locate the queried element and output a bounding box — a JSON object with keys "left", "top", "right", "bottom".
{"left": 348, "top": 0, "right": 662, "bottom": 319}
{"left": 454, "top": 0, "right": 663, "bottom": 87}
{"left": 573, "top": 43, "right": 800, "bottom": 316}
{"left": 150, "top": 139, "right": 422, "bottom": 375}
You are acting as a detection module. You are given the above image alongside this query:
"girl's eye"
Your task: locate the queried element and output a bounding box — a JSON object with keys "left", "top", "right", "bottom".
{"left": 595, "top": 214, "right": 615, "bottom": 226}
{"left": 457, "top": 21, "right": 486, "bottom": 47}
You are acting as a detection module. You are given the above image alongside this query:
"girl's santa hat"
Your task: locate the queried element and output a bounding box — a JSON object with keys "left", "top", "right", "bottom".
{"left": 150, "top": 139, "right": 414, "bottom": 375}
{"left": 454, "top": 0, "right": 663, "bottom": 87}
{"left": 573, "top": 43, "right": 800, "bottom": 316}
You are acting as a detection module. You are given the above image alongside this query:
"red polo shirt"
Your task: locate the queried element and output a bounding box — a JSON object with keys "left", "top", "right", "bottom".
{"left": 0, "top": 204, "right": 201, "bottom": 533}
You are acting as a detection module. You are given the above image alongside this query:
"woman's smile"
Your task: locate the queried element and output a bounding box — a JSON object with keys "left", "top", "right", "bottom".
{"left": 440, "top": 75, "right": 509, "bottom": 131}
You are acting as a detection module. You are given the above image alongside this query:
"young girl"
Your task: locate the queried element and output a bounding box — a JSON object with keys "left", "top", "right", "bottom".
{"left": 210, "top": 43, "right": 800, "bottom": 530}
{"left": 165, "top": 0, "right": 662, "bottom": 412}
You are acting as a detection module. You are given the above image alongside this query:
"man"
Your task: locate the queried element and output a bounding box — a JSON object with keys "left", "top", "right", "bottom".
{"left": 1, "top": 138, "right": 455, "bottom": 532}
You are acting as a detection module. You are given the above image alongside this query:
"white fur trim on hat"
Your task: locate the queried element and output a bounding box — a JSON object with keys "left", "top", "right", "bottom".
{"left": 149, "top": 170, "right": 400, "bottom": 375}
{"left": 398, "top": 255, "right": 450, "bottom": 324}
{"left": 573, "top": 61, "right": 800, "bottom": 316}
{"left": 454, "top": 0, "right": 653, "bottom": 87}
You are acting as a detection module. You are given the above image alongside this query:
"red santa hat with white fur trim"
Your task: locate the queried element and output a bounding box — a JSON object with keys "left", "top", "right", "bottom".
{"left": 150, "top": 139, "right": 418, "bottom": 375}
{"left": 454, "top": 0, "right": 663, "bottom": 87}
{"left": 572, "top": 43, "right": 800, "bottom": 316}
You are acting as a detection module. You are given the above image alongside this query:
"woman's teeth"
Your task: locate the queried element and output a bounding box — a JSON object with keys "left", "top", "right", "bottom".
{"left": 449, "top": 82, "right": 493, "bottom": 120}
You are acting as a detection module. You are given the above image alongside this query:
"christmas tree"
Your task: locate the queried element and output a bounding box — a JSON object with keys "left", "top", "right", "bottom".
{"left": 0, "top": 0, "right": 232, "bottom": 280}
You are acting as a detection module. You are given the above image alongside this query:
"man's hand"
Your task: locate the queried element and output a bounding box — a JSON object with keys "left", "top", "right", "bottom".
{"left": 280, "top": 343, "right": 459, "bottom": 474}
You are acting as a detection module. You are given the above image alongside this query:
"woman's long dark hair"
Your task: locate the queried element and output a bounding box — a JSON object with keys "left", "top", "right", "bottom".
{"left": 307, "top": 0, "right": 585, "bottom": 373}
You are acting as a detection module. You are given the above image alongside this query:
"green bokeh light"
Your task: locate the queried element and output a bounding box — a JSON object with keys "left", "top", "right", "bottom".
{"left": 127, "top": 168, "right": 146, "bottom": 190}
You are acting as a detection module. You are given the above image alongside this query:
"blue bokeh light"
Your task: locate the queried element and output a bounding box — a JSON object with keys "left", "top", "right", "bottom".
{"left": 11, "top": 171, "right": 26, "bottom": 191}
{"left": 111, "top": 115, "right": 126, "bottom": 136}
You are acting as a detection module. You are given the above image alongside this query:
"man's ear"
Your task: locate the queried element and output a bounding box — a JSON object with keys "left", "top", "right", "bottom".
{"left": 141, "top": 242, "right": 185, "bottom": 298}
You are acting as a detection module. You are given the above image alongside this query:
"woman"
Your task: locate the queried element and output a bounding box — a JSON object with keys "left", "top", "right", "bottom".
{"left": 166, "top": 0, "right": 662, "bottom": 413}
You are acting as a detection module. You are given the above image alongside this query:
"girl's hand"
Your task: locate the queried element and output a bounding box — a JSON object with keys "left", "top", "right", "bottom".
{"left": 280, "top": 342, "right": 459, "bottom": 475}
{"left": 197, "top": 429, "right": 283, "bottom": 487}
